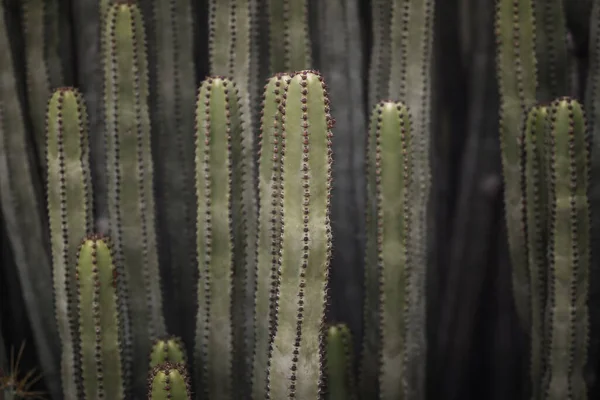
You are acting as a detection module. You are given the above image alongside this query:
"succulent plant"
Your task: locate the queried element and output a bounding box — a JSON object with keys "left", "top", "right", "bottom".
{"left": 147, "top": 363, "right": 192, "bottom": 400}
{"left": 149, "top": 337, "right": 187, "bottom": 369}
{"left": 326, "top": 324, "right": 357, "bottom": 400}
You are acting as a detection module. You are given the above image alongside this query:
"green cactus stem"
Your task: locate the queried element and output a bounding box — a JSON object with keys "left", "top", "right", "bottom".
{"left": 367, "top": 0, "right": 392, "bottom": 110}
{"left": 103, "top": 2, "right": 166, "bottom": 396}
{"left": 521, "top": 104, "right": 550, "bottom": 399}
{"left": 267, "top": 70, "right": 333, "bottom": 400}
{"left": 543, "top": 97, "right": 590, "bottom": 400}
{"left": 194, "top": 76, "right": 248, "bottom": 400}
{"left": 267, "top": 0, "right": 311, "bottom": 74}
{"left": 0, "top": 3, "right": 59, "bottom": 397}
{"left": 533, "top": 0, "right": 570, "bottom": 101}
{"left": 22, "top": 0, "right": 64, "bottom": 167}
{"left": 148, "top": 363, "right": 192, "bottom": 400}
{"left": 150, "top": 0, "right": 197, "bottom": 353}
{"left": 251, "top": 72, "right": 290, "bottom": 400}
{"left": 360, "top": 101, "right": 412, "bottom": 400}
{"left": 76, "top": 235, "right": 125, "bottom": 400}
{"left": 495, "top": 0, "right": 539, "bottom": 333}
{"left": 149, "top": 336, "right": 187, "bottom": 369}
{"left": 326, "top": 324, "right": 357, "bottom": 400}
{"left": 46, "top": 87, "right": 93, "bottom": 400}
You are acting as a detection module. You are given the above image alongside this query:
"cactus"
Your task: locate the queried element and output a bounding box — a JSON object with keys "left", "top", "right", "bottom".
{"left": 0, "top": 343, "right": 47, "bottom": 400}
{"left": 194, "top": 76, "right": 249, "bottom": 400}
{"left": 251, "top": 72, "right": 290, "bottom": 400}
{"left": 543, "top": 97, "right": 590, "bottom": 400}
{"left": 367, "top": 0, "right": 392, "bottom": 110}
{"left": 103, "top": 3, "right": 166, "bottom": 396}
{"left": 22, "top": 0, "right": 64, "bottom": 166}
{"left": 495, "top": 0, "right": 539, "bottom": 333}
{"left": 148, "top": 363, "right": 192, "bottom": 400}
{"left": 326, "top": 324, "right": 357, "bottom": 400}
{"left": 75, "top": 235, "right": 125, "bottom": 400}
{"left": 521, "top": 104, "right": 550, "bottom": 399}
{"left": 46, "top": 87, "right": 93, "bottom": 400}
{"left": 149, "top": 0, "right": 197, "bottom": 353}
{"left": 149, "top": 337, "right": 187, "bottom": 369}
{"left": 360, "top": 101, "right": 412, "bottom": 400}
{"left": 267, "top": 0, "right": 311, "bottom": 74}
{"left": 266, "top": 70, "right": 333, "bottom": 400}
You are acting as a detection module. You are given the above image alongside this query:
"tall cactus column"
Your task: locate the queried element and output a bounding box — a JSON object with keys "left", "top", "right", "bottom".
{"left": 103, "top": 3, "right": 166, "bottom": 397}
{"left": 46, "top": 87, "right": 93, "bottom": 400}
{"left": 266, "top": 70, "right": 333, "bottom": 400}
{"left": 194, "top": 76, "right": 249, "bottom": 400}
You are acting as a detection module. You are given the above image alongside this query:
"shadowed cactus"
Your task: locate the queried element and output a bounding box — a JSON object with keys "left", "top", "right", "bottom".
{"left": 543, "top": 97, "right": 590, "bottom": 400}
{"left": 266, "top": 70, "right": 333, "bottom": 400}
{"left": 46, "top": 87, "right": 93, "bottom": 400}
{"left": 326, "top": 324, "right": 357, "bottom": 400}
{"left": 251, "top": 72, "right": 290, "bottom": 400}
{"left": 267, "top": 0, "right": 311, "bottom": 74}
{"left": 193, "top": 76, "right": 249, "bottom": 400}
{"left": 360, "top": 100, "right": 412, "bottom": 400}
{"left": 147, "top": 363, "right": 192, "bottom": 400}
{"left": 103, "top": 2, "right": 166, "bottom": 397}
{"left": 149, "top": 336, "right": 187, "bottom": 369}
{"left": 75, "top": 235, "right": 125, "bottom": 400}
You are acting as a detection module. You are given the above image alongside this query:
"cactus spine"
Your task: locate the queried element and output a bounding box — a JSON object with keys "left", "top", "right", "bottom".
{"left": 149, "top": 337, "right": 187, "bottom": 369}
{"left": 148, "top": 363, "right": 192, "bottom": 400}
{"left": 22, "top": 0, "right": 64, "bottom": 166}
{"left": 360, "top": 101, "right": 412, "bottom": 400}
{"left": 543, "top": 97, "right": 590, "bottom": 400}
{"left": 495, "top": 0, "right": 539, "bottom": 332}
{"left": 251, "top": 73, "right": 290, "bottom": 400}
{"left": 46, "top": 87, "right": 93, "bottom": 400}
{"left": 267, "top": 70, "right": 333, "bottom": 400}
{"left": 267, "top": 0, "right": 312, "bottom": 73}
{"left": 103, "top": 3, "right": 166, "bottom": 396}
{"left": 522, "top": 104, "right": 550, "bottom": 400}
{"left": 194, "top": 76, "right": 248, "bottom": 400}
{"left": 326, "top": 324, "right": 357, "bottom": 400}
{"left": 76, "top": 235, "right": 125, "bottom": 400}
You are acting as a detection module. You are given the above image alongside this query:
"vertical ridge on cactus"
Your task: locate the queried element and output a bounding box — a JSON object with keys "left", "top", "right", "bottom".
{"left": 103, "top": 3, "right": 166, "bottom": 397}
{"left": 521, "top": 104, "right": 550, "bottom": 399}
{"left": 252, "top": 73, "right": 290, "bottom": 400}
{"left": 267, "top": 70, "right": 332, "bottom": 400}
{"left": 326, "top": 324, "right": 357, "bottom": 400}
{"left": 148, "top": 362, "right": 192, "bottom": 400}
{"left": 22, "top": 0, "right": 64, "bottom": 167}
{"left": 367, "top": 0, "right": 392, "bottom": 110}
{"left": 149, "top": 336, "right": 187, "bottom": 369}
{"left": 267, "top": 0, "right": 311, "bottom": 73}
{"left": 46, "top": 87, "right": 93, "bottom": 400}
{"left": 495, "top": 0, "right": 538, "bottom": 333}
{"left": 194, "top": 76, "right": 247, "bottom": 400}
{"left": 76, "top": 235, "right": 125, "bottom": 400}
{"left": 543, "top": 97, "right": 590, "bottom": 400}
{"left": 150, "top": 0, "right": 197, "bottom": 361}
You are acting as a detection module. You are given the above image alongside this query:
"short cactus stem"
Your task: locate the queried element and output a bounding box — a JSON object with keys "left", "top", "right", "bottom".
{"left": 543, "top": 97, "right": 590, "bottom": 400}
{"left": 148, "top": 362, "right": 192, "bottom": 400}
{"left": 46, "top": 87, "right": 93, "bottom": 400}
{"left": 194, "top": 76, "right": 248, "bottom": 400}
{"left": 267, "top": 70, "right": 333, "bottom": 400}
{"left": 149, "top": 336, "right": 187, "bottom": 369}
{"left": 76, "top": 235, "right": 125, "bottom": 400}
{"left": 326, "top": 324, "right": 357, "bottom": 400}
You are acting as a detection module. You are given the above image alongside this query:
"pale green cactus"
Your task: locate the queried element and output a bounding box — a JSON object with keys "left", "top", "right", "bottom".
{"left": 46, "top": 87, "right": 93, "bottom": 400}
{"left": 194, "top": 76, "right": 249, "bottom": 400}
{"left": 326, "top": 324, "right": 357, "bottom": 400}
{"left": 149, "top": 336, "right": 187, "bottom": 369}
{"left": 266, "top": 70, "right": 333, "bottom": 400}
{"left": 76, "top": 235, "right": 125, "bottom": 400}
{"left": 148, "top": 363, "right": 192, "bottom": 400}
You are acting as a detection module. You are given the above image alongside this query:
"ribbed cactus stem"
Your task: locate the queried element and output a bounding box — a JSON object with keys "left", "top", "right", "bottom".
{"left": 46, "top": 87, "right": 93, "bottom": 400}
{"left": 267, "top": 70, "right": 333, "bottom": 400}
{"left": 522, "top": 104, "right": 550, "bottom": 399}
{"left": 495, "top": 0, "right": 539, "bottom": 332}
{"left": 103, "top": 2, "right": 166, "bottom": 396}
{"left": 326, "top": 324, "right": 357, "bottom": 400}
{"left": 194, "top": 76, "right": 248, "bottom": 400}
{"left": 149, "top": 336, "right": 187, "bottom": 369}
{"left": 76, "top": 235, "right": 125, "bottom": 400}
{"left": 367, "top": 0, "right": 392, "bottom": 110}
{"left": 22, "top": 0, "right": 64, "bottom": 166}
{"left": 148, "top": 363, "right": 192, "bottom": 400}
{"left": 251, "top": 73, "right": 290, "bottom": 400}
{"left": 267, "top": 0, "right": 311, "bottom": 73}
{"left": 543, "top": 97, "right": 590, "bottom": 400}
